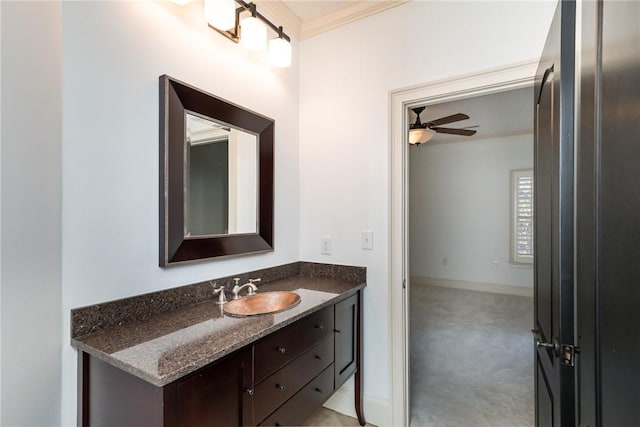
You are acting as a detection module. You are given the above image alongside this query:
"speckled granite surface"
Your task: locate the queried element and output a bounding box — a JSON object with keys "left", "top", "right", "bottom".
{"left": 71, "top": 263, "right": 365, "bottom": 387}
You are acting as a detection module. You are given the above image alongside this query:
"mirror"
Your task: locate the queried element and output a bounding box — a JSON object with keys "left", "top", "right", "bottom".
{"left": 185, "top": 112, "right": 258, "bottom": 237}
{"left": 160, "top": 75, "right": 273, "bottom": 266}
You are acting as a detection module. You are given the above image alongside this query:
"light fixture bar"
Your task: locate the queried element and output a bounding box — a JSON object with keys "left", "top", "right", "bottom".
{"left": 209, "top": 0, "right": 291, "bottom": 44}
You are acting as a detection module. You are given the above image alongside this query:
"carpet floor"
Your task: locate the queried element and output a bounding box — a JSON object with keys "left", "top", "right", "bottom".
{"left": 409, "top": 285, "right": 534, "bottom": 427}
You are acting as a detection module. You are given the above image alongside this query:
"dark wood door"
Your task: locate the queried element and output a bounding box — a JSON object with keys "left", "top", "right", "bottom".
{"left": 533, "top": 1, "right": 576, "bottom": 426}
{"left": 577, "top": 1, "right": 640, "bottom": 426}
{"left": 171, "top": 348, "right": 253, "bottom": 427}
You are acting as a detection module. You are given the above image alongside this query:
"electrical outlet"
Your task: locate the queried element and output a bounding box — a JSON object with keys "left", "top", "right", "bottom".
{"left": 361, "top": 230, "right": 373, "bottom": 250}
{"left": 321, "top": 237, "right": 332, "bottom": 255}
{"left": 442, "top": 257, "right": 448, "bottom": 266}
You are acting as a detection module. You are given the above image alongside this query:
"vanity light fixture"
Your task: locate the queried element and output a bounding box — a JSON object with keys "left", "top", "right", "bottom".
{"left": 268, "top": 27, "right": 292, "bottom": 68}
{"left": 204, "top": 0, "right": 236, "bottom": 31}
{"left": 203, "top": 0, "right": 292, "bottom": 67}
{"left": 240, "top": 6, "right": 267, "bottom": 51}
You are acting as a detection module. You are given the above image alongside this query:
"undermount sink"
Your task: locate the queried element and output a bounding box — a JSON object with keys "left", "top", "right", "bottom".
{"left": 223, "top": 291, "right": 301, "bottom": 317}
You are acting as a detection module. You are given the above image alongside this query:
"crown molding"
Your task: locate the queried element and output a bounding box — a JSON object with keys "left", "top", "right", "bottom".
{"left": 300, "top": 0, "right": 409, "bottom": 40}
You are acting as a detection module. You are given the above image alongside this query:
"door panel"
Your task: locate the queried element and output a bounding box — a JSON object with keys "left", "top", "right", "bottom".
{"left": 536, "top": 68, "right": 554, "bottom": 348}
{"left": 335, "top": 293, "right": 358, "bottom": 388}
{"left": 598, "top": 1, "right": 640, "bottom": 425}
{"left": 534, "top": 1, "right": 576, "bottom": 426}
{"left": 537, "top": 359, "right": 554, "bottom": 427}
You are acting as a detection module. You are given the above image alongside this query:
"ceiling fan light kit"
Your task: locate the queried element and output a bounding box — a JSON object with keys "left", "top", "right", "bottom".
{"left": 409, "top": 128, "right": 436, "bottom": 145}
{"left": 408, "top": 106, "right": 478, "bottom": 146}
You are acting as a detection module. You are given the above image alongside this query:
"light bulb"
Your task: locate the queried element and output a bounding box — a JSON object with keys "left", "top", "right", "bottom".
{"left": 240, "top": 16, "right": 267, "bottom": 51}
{"left": 204, "top": 0, "right": 236, "bottom": 31}
{"left": 268, "top": 37, "right": 292, "bottom": 68}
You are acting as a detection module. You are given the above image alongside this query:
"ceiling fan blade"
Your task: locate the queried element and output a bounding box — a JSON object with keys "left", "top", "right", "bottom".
{"left": 426, "top": 113, "right": 470, "bottom": 127}
{"left": 432, "top": 127, "right": 477, "bottom": 136}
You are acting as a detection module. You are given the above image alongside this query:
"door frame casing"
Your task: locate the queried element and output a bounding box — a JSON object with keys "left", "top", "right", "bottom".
{"left": 388, "top": 60, "right": 539, "bottom": 426}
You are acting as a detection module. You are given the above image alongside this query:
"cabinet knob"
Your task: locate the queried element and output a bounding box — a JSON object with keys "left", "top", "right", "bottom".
{"left": 314, "top": 387, "right": 323, "bottom": 393}
{"left": 277, "top": 346, "right": 286, "bottom": 354}
{"left": 276, "top": 383, "right": 286, "bottom": 391}
{"left": 314, "top": 324, "right": 324, "bottom": 330}
{"left": 334, "top": 328, "right": 341, "bottom": 334}
{"left": 245, "top": 388, "right": 254, "bottom": 396}
{"left": 315, "top": 355, "right": 324, "bottom": 361}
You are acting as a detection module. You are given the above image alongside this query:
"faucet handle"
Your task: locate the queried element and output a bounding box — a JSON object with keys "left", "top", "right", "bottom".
{"left": 249, "top": 278, "right": 262, "bottom": 285}
{"left": 210, "top": 281, "right": 227, "bottom": 305}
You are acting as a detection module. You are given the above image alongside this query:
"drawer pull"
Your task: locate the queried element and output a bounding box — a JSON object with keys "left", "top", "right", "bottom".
{"left": 314, "top": 324, "right": 324, "bottom": 330}
{"left": 315, "top": 387, "right": 323, "bottom": 393}
{"left": 276, "top": 383, "right": 286, "bottom": 391}
{"left": 315, "top": 355, "right": 324, "bottom": 361}
{"left": 276, "top": 346, "right": 286, "bottom": 354}
{"left": 245, "top": 388, "right": 254, "bottom": 396}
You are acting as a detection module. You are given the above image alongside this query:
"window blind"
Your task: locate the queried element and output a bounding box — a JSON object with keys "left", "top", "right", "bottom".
{"left": 512, "top": 169, "right": 534, "bottom": 264}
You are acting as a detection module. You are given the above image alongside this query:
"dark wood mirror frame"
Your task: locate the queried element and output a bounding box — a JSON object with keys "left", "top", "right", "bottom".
{"left": 159, "top": 75, "right": 274, "bottom": 266}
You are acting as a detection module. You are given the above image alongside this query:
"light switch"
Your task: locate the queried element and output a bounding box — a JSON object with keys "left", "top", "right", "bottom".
{"left": 321, "top": 237, "right": 332, "bottom": 255}
{"left": 361, "top": 230, "right": 373, "bottom": 250}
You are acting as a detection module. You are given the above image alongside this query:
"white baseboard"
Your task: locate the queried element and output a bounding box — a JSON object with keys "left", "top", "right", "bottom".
{"left": 323, "top": 385, "right": 392, "bottom": 427}
{"left": 411, "top": 276, "right": 533, "bottom": 298}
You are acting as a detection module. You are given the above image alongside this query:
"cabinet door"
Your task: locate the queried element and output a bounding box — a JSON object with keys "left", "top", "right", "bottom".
{"left": 334, "top": 293, "right": 358, "bottom": 388}
{"left": 173, "top": 348, "right": 253, "bottom": 427}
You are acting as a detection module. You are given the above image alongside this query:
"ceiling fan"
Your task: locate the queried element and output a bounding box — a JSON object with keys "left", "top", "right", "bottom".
{"left": 409, "top": 106, "right": 477, "bottom": 146}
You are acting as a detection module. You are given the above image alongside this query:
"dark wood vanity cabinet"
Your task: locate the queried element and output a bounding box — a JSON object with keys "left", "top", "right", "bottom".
{"left": 170, "top": 349, "right": 253, "bottom": 426}
{"left": 79, "top": 290, "right": 363, "bottom": 427}
{"left": 259, "top": 292, "right": 363, "bottom": 426}
{"left": 79, "top": 348, "right": 252, "bottom": 427}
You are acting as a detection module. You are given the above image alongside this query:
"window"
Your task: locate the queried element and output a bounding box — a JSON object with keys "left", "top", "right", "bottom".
{"left": 511, "top": 169, "right": 534, "bottom": 264}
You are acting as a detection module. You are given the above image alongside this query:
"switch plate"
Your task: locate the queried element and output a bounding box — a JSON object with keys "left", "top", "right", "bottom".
{"left": 361, "top": 230, "right": 373, "bottom": 250}
{"left": 321, "top": 237, "right": 332, "bottom": 255}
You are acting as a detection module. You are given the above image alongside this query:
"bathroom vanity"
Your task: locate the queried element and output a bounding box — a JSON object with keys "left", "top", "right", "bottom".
{"left": 72, "top": 262, "right": 365, "bottom": 426}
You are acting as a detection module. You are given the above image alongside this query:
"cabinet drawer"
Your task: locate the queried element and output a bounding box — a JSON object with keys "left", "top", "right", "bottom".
{"left": 258, "top": 364, "right": 335, "bottom": 427}
{"left": 254, "top": 306, "right": 333, "bottom": 383}
{"left": 254, "top": 335, "right": 334, "bottom": 424}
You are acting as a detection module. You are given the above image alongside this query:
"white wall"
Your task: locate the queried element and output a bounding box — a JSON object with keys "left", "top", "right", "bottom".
{"left": 59, "top": 2, "right": 299, "bottom": 424}
{"left": 299, "top": 1, "right": 556, "bottom": 423}
{"left": 409, "top": 134, "right": 534, "bottom": 288}
{"left": 0, "top": 0, "right": 304, "bottom": 425}
{"left": 1, "top": 2, "right": 63, "bottom": 426}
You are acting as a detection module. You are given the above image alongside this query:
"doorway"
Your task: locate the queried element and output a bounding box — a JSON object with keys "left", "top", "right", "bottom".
{"left": 389, "top": 61, "right": 539, "bottom": 426}
{"left": 407, "top": 88, "right": 534, "bottom": 425}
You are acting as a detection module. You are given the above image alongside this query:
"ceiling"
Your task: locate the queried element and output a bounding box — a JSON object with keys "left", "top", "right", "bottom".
{"left": 256, "top": 0, "right": 408, "bottom": 40}
{"left": 409, "top": 87, "right": 534, "bottom": 144}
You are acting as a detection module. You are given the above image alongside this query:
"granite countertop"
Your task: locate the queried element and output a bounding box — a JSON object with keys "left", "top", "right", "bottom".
{"left": 72, "top": 274, "right": 364, "bottom": 387}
